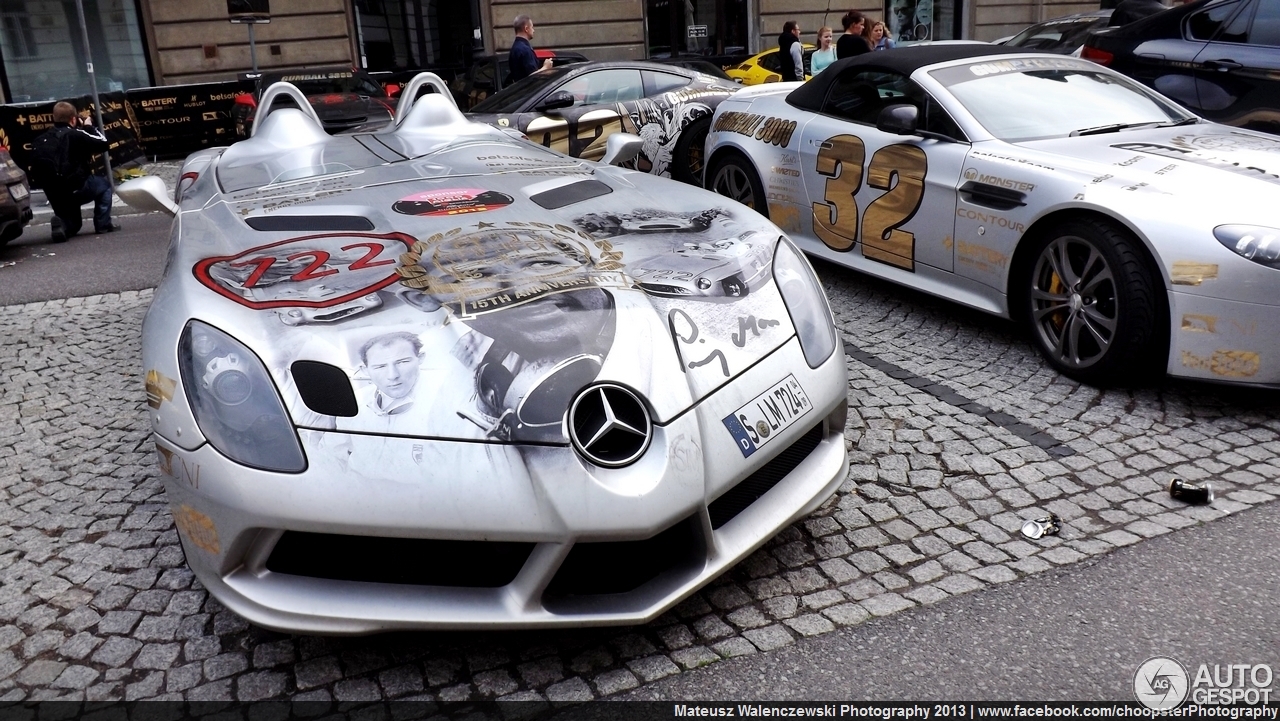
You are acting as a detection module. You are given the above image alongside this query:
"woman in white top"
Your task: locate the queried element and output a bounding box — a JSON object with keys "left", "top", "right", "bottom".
{"left": 811, "top": 26, "right": 837, "bottom": 74}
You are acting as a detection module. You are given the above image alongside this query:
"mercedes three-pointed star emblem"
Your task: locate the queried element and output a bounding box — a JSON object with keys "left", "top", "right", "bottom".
{"left": 568, "top": 383, "right": 652, "bottom": 467}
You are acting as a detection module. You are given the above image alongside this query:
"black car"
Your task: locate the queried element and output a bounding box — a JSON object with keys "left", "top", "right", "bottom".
{"left": 0, "top": 148, "right": 32, "bottom": 246}
{"left": 467, "top": 60, "right": 739, "bottom": 184}
{"left": 450, "top": 50, "right": 589, "bottom": 109}
{"left": 1002, "top": 10, "right": 1113, "bottom": 54}
{"left": 1083, "top": 0, "right": 1280, "bottom": 133}
{"left": 231, "top": 66, "right": 395, "bottom": 138}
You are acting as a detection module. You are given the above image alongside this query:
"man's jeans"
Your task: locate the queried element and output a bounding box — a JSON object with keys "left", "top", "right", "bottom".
{"left": 49, "top": 174, "right": 113, "bottom": 236}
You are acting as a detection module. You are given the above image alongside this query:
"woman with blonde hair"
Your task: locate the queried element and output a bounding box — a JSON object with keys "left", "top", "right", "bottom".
{"left": 869, "top": 20, "right": 895, "bottom": 50}
{"left": 811, "top": 26, "right": 837, "bottom": 74}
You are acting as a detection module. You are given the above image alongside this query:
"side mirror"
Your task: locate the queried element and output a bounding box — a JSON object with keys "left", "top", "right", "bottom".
{"left": 536, "top": 90, "right": 575, "bottom": 112}
{"left": 877, "top": 104, "right": 919, "bottom": 135}
{"left": 601, "top": 132, "right": 643, "bottom": 166}
{"left": 117, "top": 176, "right": 178, "bottom": 217}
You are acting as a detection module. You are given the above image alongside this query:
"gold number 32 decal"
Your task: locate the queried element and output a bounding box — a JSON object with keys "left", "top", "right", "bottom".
{"left": 811, "top": 134, "right": 927, "bottom": 271}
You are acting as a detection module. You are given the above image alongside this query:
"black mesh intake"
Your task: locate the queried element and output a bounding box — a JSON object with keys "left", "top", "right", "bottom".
{"left": 708, "top": 422, "right": 824, "bottom": 529}
{"left": 291, "top": 361, "right": 358, "bottom": 417}
{"left": 544, "top": 516, "right": 703, "bottom": 600}
{"left": 266, "top": 532, "right": 534, "bottom": 587}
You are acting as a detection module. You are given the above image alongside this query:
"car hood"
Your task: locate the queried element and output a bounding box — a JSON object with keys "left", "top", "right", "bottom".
{"left": 1016, "top": 125, "right": 1280, "bottom": 220}
{"left": 179, "top": 138, "right": 797, "bottom": 444}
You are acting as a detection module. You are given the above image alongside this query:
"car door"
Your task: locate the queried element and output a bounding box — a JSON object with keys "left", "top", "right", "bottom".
{"left": 797, "top": 66, "right": 967, "bottom": 279}
{"left": 1191, "top": 0, "right": 1280, "bottom": 129}
{"left": 521, "top": 68, "right": 641, "bottom": 161}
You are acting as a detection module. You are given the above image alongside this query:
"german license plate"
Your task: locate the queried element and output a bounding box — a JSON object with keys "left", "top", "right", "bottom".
{"left": 8, "top": 183, "right": 27, "bottom": 201}
{"left": 722, "top": 374, "right": 812, "bottom": 458}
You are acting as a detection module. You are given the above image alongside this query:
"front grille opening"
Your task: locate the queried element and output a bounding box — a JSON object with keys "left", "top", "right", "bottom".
{"left": 708, "top": 422, "right": 824, "bottom": 529}
{"left": 266, "top": 532, "right": 534, "bottom": 587}
{"left": 544, "top": 516, "right": 703, "bottom": 600}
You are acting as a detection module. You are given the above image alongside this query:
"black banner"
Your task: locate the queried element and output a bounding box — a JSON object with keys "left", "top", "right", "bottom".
{"left": 0, "top": 92, "right": 145, "bottom": 186}
{"left": 124, "top": 80, "right": 252, "bottom": 158}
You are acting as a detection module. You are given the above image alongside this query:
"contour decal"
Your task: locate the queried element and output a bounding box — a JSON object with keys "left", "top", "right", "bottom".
{"left": 629, "top": 99, "right": 711, "bottom": 177}
{"left": 1180, "top": 314, "right": 1217, "bottom": 333}
{"left": 194, "top": 232, "right": 415, "bottom": 311}
{"left": 392, "top": 188, "right": 514, "bottom": 217}
{"left": 145, "top": 369, "right": 177, "bottom": 409}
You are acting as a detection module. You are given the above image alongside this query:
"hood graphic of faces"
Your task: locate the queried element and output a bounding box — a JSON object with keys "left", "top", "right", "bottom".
{"left": 395, "top": 222, "right": 621, "bottom": 441}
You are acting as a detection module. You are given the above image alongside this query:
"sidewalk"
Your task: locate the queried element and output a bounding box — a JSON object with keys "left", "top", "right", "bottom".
{"left": 27, "top": 160, "right": 184, "bottom": 226}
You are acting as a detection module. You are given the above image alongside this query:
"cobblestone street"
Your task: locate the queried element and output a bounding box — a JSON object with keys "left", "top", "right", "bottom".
{"left": 1, "top": 264, "right": 1277, "bottom": 701}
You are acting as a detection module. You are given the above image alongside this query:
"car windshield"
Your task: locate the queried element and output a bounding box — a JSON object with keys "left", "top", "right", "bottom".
{"left": 471, "top": 67, "right": 575, "bottom": 113}
{"left": 930, "top": 58, "right": 1191, "bottom": 141}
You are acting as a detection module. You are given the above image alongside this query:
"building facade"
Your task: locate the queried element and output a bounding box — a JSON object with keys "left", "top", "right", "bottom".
{"left": 0, "top": 0, "right": 1097, "bottom": 103}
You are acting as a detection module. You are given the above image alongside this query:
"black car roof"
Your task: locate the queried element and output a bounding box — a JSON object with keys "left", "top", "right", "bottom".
{"left": 787, "top": 44, "right": 1027, "bottom": 111}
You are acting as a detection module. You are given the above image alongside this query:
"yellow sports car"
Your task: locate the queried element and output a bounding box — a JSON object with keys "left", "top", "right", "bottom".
{"left": 725, "top": 44, "right": 815, "bottom": 85}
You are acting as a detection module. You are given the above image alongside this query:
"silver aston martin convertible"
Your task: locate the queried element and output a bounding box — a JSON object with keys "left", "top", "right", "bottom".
{"left": 705, "top": 46, "right": 1280, "bottom": 388}
{"left": 120, "top": 74, "right": 849, "bottom": 634}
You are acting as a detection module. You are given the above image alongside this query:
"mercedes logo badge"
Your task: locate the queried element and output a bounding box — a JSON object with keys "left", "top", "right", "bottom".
{"left": 568, "top": 383, "right": 652, "bottom": 468}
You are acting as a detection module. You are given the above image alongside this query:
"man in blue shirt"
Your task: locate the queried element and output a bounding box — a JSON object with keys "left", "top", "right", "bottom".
{"left": 508, "top": 15, "right": 552, "bottom": 83}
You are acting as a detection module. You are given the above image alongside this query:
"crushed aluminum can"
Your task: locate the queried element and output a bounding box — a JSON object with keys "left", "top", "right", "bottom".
{"left": 1168, "top": 478, "right": 1214, "bottom": 505}
{"left": 1020, "top": 513, "right": 1062, "bottom": 540}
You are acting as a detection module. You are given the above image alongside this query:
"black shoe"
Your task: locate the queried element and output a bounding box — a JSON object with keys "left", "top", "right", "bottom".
{"left": 96, "top": 223, "right": 122, "bottom": 234}
{"left": 50, "top": 217, "right": 66, "bottom": 243}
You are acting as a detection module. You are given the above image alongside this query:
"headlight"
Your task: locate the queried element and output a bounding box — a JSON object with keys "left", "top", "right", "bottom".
{"left": 1214, "top": 225, "right": 1280, "bottom": 268}
{"left": 773, "top": 237, "right": 837, "bottom": 367}
{"left": 178, "top": 321, "right": 306, "bottom": 472}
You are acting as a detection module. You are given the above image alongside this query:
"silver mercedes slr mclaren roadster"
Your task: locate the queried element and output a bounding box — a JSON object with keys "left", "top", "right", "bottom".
{"left": 119, "top": 75, "right": 850, "bottom": 634}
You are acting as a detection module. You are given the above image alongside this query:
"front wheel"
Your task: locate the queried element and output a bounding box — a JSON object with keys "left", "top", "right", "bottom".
{"left": 706, "top": 153, "right": 767, "bottom": 218}
{"left": 1019, "top": 217, "right": 1161, "bottom": 385}
{"left": 672, "top": 116, "right": 711, "bottom": 185}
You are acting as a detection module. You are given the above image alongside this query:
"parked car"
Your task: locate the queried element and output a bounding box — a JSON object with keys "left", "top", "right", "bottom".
{"left": 0, "top": 148, "right": 32, "bottom": 245}
{"left": 114, "top": 75, "right": 848, "bottom": 634}
{"left": 231, "top": 66, "right": 396, "bottom": 138}
{"left": 1001, "top": 10, "right": 1114, "bottom": 55}
{"left": 468, "top": 60, "right": 740, "bottom": 184}
{"left": 1082, "top": 0, "right": 1280, "bottom": 133}
{"left": 725, "top": 45, "right": 817, "bottom": 84}
{"left": 652, "top": 57, "right": 737, "bottom": 81}
{"left": 704, "top": 45, "right": 1280, "bottom": 387}
{"left": 450, "top": 50, "right": 589, "bottom": 109}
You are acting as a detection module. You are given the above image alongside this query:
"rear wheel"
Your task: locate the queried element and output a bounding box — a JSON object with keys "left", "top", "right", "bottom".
{"left": 1020, "top": 217, "right": 1160, "bottom": 385}
{"left": 707, "top": 153, "right": 767, "bottom": 218}
{"left": 672, "top": 116, "right": 711, "bottom": 185}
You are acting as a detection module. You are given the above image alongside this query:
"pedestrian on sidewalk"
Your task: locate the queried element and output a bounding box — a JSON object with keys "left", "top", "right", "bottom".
{"left": 778, "top": 21, "right": 804, "bottom": 82}
{"left": 837, "top": 11, "right": 872, "bottom": 59}
{"left": 29, "top": 101, "right": 120, "bottom": 242}
{"left": 508, "top": 15, "right": 552, "bottom": 84}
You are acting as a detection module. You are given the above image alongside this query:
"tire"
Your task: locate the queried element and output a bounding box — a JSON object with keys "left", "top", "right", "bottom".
{"left": 1018, "top": 217, "right": 1160, "bottom": 385}
{"left": 672, "top": 116, "right": 711, "bottom": 185}
{"left": 0, "top": 224, "right": 21, "bottom": 245}
{"left": 706, "top": 153, "right": 768, "bottom": 219}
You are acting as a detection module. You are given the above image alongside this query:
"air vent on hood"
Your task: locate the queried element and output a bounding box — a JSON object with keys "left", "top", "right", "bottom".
{"left": 245, "top": 215, "right": 375, "bottom": 232}
{"left": 291, "top": 361, "right": 358, "bottom": 417}
{"left": 529, "top": 180, "right": 613, "bottom": 209}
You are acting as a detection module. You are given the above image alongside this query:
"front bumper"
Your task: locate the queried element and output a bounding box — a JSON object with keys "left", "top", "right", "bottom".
{"left": 1167, "top": 290, "right": 1280, "bottom": 388}
{"left": 158, "top": 335, "right": 849, "bottom": 634}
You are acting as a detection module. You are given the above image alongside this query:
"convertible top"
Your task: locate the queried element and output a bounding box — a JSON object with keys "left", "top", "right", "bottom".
{"left": 787, "top": 44, "right": 1027, "bottom": 112}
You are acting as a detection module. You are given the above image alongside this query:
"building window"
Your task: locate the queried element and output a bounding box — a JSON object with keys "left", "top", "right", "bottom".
{"left": 0, "top": 3, "right": 36, "bottom": 59}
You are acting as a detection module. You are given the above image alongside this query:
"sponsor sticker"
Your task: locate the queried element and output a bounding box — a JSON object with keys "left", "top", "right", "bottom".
{"left": 722, "top": 374, "right": 812, "bottom": 458}
{"left": 8, "top": 183, "right": 27, "bottom": 201}
{"left": 392, "top": 188, "right": 514, "bottom": 216}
